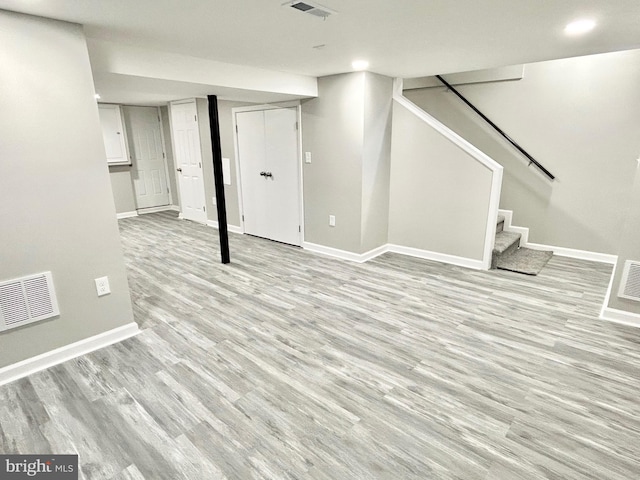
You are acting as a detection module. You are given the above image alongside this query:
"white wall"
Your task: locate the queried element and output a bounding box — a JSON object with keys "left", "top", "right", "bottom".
{"left": 607, "top": 163, "right": 640, "bottom": 315}
{"left": 405, "top": 50, "right": 640, "bottom": 255}
{"left": 196, "top": 98, "right": 247, "bottom": 227}
{"left": 302, "top": 73, "right": 366, "bottom": 253}
{"left": 388, "top": 102, "right": 493, "bottom": 260}
{"left": 0, "top": 11, "right": 135, "bottom": 367}
{"left": 301, "top": 72, "right": 393, "bottom": 254}
{"left": 109, "top": 166, "right": 137, "bottom": 213}
{"left": 361, "top": 74, "right": 393, "bottom": 252}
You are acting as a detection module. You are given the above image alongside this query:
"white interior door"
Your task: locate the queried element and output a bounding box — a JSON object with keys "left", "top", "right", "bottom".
{"left": 237, "top": 111, "right": 270, "bottom": 238}
{"left": 236, "top": 107, "right": 301, "bottom": 246}
{"left": 123, "top": 106, "right": 170, "bottom": 209}
{"left": 264, "top": 108, "right": 301, "bottom": 245}
{"left": 170, "top": 101, "right": 207, "bottom": 224}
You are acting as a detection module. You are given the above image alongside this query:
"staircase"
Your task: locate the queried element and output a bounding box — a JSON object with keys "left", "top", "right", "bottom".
{"left": 492, "top": 214, "right": 553, "bottom": 275}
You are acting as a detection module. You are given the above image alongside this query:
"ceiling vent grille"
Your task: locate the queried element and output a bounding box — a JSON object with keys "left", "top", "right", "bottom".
{"left": 0, "top": 272, "right": 59, "bottom": 331}
{"left": 284, "top": 1, "right": 336, "bottom": 19}
{"left": 618, "top": 260, "right": 640, "bottom": 302}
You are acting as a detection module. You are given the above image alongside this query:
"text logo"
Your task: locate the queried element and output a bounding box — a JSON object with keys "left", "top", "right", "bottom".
{"left": 0, "top": 455, "right": 77, "bottom": 479}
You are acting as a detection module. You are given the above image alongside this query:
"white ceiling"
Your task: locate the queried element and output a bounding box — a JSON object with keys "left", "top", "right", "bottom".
{"left": 2, "top": 0, "right": 639, "bottom": 104}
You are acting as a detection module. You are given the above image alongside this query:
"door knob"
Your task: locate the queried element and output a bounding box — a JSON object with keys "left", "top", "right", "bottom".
{"left": 177, "top": 168, "right": 182, "bottom": 172}
{"left": 259, "top": 171, "right": 266, "bottom": 176}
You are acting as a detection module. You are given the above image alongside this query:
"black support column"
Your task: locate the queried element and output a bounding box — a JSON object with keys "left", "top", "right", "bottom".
{"left": 207, "top": 95, "right": 230, "bottom": 264}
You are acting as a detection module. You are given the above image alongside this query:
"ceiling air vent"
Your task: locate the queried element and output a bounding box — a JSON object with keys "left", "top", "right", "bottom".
{"left": 0, "top": 272, "right": 59, "bottom": 331}
{"left": 284, "top": 1, "right": 336, "bottom": 19}
{"left": 618, "top": 260, "right": 640, "bottom": 302}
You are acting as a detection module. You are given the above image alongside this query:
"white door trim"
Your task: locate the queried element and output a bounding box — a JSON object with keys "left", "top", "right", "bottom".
{"left": 232, "top": 101, "right": 304, "bottom": 242}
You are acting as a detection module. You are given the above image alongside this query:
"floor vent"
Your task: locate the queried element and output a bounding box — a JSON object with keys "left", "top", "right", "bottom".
{"left": 284, "top": 1, "right": 336, "bottom": 19}
{"left": 0, "top": 272, "right": 59, "bottom": 332}
{"left": 618, "top": 260, "right": 640, "bottom": 302}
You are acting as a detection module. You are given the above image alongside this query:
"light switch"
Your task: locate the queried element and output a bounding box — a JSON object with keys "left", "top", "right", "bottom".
{"left": 329, "top": 215, "right": 336, "bottom": 227}
{"left": 305, "top": 152, "right": 312, "bottom": 164}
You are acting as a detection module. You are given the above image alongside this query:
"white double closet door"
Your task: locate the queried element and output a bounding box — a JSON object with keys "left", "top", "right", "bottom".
{"left": 237, "top": 107, "right": 301, "bottom": 246}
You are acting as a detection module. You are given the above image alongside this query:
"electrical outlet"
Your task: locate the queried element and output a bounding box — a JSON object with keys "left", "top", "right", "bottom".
{"left": 305, "top": 152, "right": 312, "bottom": 164}
{"left": 329, "top": 215, "right": 336, "bottom": 227}
{"left": 95, "top": 276, "right": 111, "bottom": 297}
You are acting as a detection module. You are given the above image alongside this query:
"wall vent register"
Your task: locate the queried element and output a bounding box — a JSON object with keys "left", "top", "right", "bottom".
{"left": 0, "top": 272, "right": 60, "bottom": 332}
{"left": 618, "top": 260, "right": 640, "bottom": 302}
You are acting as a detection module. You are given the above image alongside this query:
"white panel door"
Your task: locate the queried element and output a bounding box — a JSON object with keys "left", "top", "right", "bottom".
{"left": 170, "top": 101, "right": 207, "bottom": 224}
{"left": 264, "top": 108, "right": 301, "bottom": 245}
{"left": 237, "top": 111, "right": 270, "bottom": 238}
{"left": 124, "top": 106, "right": 170, "bottom": 209}
{"left": 236, "top": 107, "right": 301, "bottom": 246}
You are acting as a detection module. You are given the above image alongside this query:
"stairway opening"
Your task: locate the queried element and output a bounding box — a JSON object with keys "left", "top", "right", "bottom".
{"left": 492, "top": 214, "right": 553, "bottom": 275}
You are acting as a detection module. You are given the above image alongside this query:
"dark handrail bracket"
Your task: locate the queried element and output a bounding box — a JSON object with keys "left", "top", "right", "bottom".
{"left": 435, "top": 75, "right": 555, "bottom": 181}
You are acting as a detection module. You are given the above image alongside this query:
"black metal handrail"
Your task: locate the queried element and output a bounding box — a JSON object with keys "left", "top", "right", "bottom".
{"left": 435, "top": 75, "right": 555, "bottom": 180}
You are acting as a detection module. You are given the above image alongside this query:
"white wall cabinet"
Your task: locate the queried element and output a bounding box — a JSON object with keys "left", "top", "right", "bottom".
{"left": 98, "top": 104, "right": 129, "bottom": 166}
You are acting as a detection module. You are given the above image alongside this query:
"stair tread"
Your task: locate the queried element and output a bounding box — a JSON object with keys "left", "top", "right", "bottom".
{"left": 496, "top": 247, "right": 553, "bottom": 275}
{"left": 493, "top": 231, "right": 521, "bottom": 254}
{"left": 497, "top": 214, "right": 506, "bottom": 225}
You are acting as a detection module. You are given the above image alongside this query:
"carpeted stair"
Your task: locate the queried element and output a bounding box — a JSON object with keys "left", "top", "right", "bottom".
{"left": 492, "top": 214, "right": 553, "bottom": 275}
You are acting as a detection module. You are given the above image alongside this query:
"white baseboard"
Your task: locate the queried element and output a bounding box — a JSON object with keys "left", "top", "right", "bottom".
{"left": 0, "top": 322, "right": 140, "bottom": 386}
{"left": 302, "top": 241, "right": 484, "bottom": 270}
{"left": 498, "top": 210, "right": 616, "bottom": 264}
{"left": 387, "top": 244, "right": 486, "bottom": 270}
{"left": 116, "top": 211, "right": 138, "bottom": 220}
{"left": 600, "top": 307, "right": 640, "bottom": 328}
{"left": 303, "top": 242, "right": 388, "bottom": 263}
{"left": 137, "top": 205, "right": 177, "bottom": 215}
{"left": 599, "top": 262, "right": 640, "bottom": 328}
{"left": 525, "top": 242, "right": 617, "bottom": 264}
{"left": 168, "top": 205, "right": 181, "bottom": 212}
{"left": 206, "top": 220, "right": 243, "bottom": 234}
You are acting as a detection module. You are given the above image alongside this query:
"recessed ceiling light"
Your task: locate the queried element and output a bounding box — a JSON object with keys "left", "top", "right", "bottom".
{"left": 352, "top": 60, "right": 369, "bottom": 71}
{"left": 564, "top": 19, "right": 596, "bottom": 35}
{"left": 94, "top": 93, "right": 101, "bottom": 100}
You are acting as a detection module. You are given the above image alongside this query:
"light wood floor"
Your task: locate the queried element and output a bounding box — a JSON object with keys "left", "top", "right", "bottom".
{"left": 2, "top": 211, "right": 640, "bottom": 479}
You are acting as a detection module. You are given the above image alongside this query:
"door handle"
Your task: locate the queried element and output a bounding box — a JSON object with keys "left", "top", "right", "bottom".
{"left": 265, "top": 172, "right": 273, "bottom": 178}
{"left": 259, "top": 171, "right": 266, "bottom": 176}
{"left": 177, "top": 168, "right": 182, "bottom": 172}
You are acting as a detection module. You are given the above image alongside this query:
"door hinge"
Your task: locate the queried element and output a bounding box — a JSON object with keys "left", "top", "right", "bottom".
{"left": 199, "top": 162, "right": 201, "bottom": 168}
{"left": 167, "top": 187, "right": 169, "bottom": 193}
{"left": 194, "top": 115, "right": 197, "bottom": 122}
{"left": 158, "top": 115, "right": 160, "bottom": 122}
{"left": 295, "top": 121, "right": 299, "bottom": 130}
{"left": 299, "top": 225, "right": 301, "bottom": 232}
{"left": 236, "top": 124, "right": 238, "bottom": 133}
{"left": 242, "top": 214, "right": 244, "bottom": 221}
{"left": 162, "top": 152, "right": 165, "bottom": 158}
{"left": 203, "top": 206, "right": 206, "bottom": 212}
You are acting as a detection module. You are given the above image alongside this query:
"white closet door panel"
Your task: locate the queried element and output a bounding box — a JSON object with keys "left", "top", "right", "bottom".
{"left": 265, "top": 108, "right": 301, "bottom": 246}
{"left": 237, "top": 110, "right": 269, "bottom": 238}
